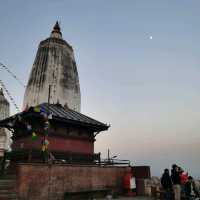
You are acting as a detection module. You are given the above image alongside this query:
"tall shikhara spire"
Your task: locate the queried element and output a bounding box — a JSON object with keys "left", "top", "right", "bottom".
{"left": 23, "top": 22, "right": 81, "bottom": 111}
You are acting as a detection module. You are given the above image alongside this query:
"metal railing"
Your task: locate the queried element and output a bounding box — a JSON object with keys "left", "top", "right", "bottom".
{"left": 0, "top": 150, "right": 131, "bottom": 175}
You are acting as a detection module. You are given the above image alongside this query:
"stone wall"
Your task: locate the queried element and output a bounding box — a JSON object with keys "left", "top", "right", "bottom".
{"left": 16, "top": 163, "right": 130, "bottom": 200}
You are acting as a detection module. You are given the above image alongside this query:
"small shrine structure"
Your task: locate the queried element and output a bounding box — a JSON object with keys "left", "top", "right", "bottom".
{"left": 0, "top": 103, "right": 109, "bottom": 163}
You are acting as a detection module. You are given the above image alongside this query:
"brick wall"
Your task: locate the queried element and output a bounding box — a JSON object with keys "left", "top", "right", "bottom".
{"left": 16, "top": 163, "right": 130, "bottom": 200}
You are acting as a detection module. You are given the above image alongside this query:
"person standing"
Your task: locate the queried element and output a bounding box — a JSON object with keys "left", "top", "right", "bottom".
{"left": 185, "top": 176, "right": 195, "bottom": 200}
{"left": 180, "top": 169, "right": 188, "bottom": 185}
{"left": 185, "top": 176, "right": 199, "bottom": 200}
{"left": 171, "top": 164, "right": 181, "bottom": 200}
{"left": 161, "top": 169, "right": 173, "bottom": 200}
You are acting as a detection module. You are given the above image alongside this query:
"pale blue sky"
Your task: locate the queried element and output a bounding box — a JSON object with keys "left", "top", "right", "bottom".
{"left": 1, "top": 0, "right": 200, "bottom": 177}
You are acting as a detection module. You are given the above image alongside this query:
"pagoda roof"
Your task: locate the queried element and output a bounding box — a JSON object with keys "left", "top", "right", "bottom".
{"left": 0, "top": 103, "right": 110, "bottom": 132}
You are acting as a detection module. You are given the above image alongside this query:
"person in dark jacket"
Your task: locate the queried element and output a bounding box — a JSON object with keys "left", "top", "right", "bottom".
{"left": 161, "top": 169, "right": 173, "bottom": 200}
{"left": 171, "top": 164, "right": 181, "bottom": 185}
{"left": 185, "top": 176, "right": 199, "bottom": 200}
{"left": 171, "top": 164, "right": 181, "bottom": 200}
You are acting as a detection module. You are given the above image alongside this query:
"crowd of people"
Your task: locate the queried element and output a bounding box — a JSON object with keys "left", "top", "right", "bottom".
{"left": 161, "top": 164, "right": 200, "bottom": 200}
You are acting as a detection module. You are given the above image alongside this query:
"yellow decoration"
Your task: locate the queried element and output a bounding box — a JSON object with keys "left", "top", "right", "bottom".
{"left": 31, "top": 132, "right": 38, "bottom": 141}
{"left": 34, "top": 106, "right": 40, "bottom": 112}
{"left": 41, "top": 143, "right": 49, "bottom": 152}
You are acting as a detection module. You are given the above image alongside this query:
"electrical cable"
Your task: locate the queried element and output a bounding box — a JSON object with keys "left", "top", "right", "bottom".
{"left": 0, "top": 62, "right": 26, "bottom": 88}
{"left": 0, "top": 79, "right": 20, "bottom": 112}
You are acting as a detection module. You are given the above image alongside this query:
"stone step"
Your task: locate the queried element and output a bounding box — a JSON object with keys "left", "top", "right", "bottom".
{"left": 0, "top": 178, "right": 16, "bottom": 180}
{"left": 0, "top": 180, "right": 16, "bottom": 186}
{"left": 0, "top": 175, "right": 17, "bottom": 200}
{"left": 0, "top": 177, "right": 16, "bottom": 181}
{"left": 0, "top": 180, "right": 16, "bottom": 191}
{"left": 0, "top": 193, "right": 17, "bottom": 200}
{"left": 0, "top": 174, "right": 16, "bottom": 179}
{"left": 0, "top": 189, "right": 16, "bottom": 194}
{"left": 0, "top": 184, "right": 15, "bottom": 190}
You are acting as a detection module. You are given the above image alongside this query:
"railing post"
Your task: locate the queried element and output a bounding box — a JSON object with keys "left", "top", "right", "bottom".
{"left": 98, "top": 152, "right": 101, "bottom": 166}
{"left": 0, "top": 154, "right": 6, "bottom": 176}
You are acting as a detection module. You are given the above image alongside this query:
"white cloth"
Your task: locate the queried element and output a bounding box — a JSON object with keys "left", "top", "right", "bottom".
{"left": 130, "top": 177, "right": 136, "bottom": 189}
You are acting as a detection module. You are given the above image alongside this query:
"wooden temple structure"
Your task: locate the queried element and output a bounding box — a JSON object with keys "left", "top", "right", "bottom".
{"left": 0, "top": 103, "right": 109, "bottom": 164}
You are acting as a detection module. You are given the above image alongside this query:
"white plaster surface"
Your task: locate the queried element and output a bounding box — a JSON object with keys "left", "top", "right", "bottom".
{"left": 0, "top": 88, "right": 12, "bottom": 151}
{"left": 23, "top": 25, "right": 81, "bottom": 112}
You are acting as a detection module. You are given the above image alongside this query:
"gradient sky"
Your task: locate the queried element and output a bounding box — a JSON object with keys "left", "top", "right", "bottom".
{"left": 0, "top": 0, "right": 200, "bottom": 177}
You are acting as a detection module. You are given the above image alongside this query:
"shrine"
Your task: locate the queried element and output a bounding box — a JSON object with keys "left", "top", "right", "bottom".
{"left": 0, "top": 22, "right": 137, "bottom": 200}
{"left": 0, "top": 103, "right": 109, "bottom": 163}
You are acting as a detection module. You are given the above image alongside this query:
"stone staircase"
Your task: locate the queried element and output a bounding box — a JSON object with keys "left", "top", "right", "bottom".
{"left": 0, "top": 174, "right": 18, "bottom": 200}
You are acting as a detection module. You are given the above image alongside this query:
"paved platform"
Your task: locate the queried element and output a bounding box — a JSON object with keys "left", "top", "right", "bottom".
{"left": 119, "top": 198, "right": 152, "bottom": 200}
{"left": 98, "top": 197, "right": 153, "bottom": 200}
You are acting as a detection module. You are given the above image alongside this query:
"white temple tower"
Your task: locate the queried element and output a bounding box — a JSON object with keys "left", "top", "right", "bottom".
{"left": 23, "top": 22, "right": 81, "bottom": 111}
{"left": 0, "top": 88, "right": 11, "bottom": 151}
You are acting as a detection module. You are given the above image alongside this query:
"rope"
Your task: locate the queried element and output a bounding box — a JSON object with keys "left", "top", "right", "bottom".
{"left": 0, "top": 79, "right": 20, "bottom": 112}
{"left": 0, "top": 62, "right": 26, "bottom": 88}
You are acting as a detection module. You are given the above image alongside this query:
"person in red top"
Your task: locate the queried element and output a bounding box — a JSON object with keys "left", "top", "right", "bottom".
{"left": 179, "top": 167, "right": 189, "bottom": 198}
{"left": 123, "top": 169, "right": 136, "bottom": 196}
{"left": 180, "top": 170, "right": 188, "bottom": 185}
